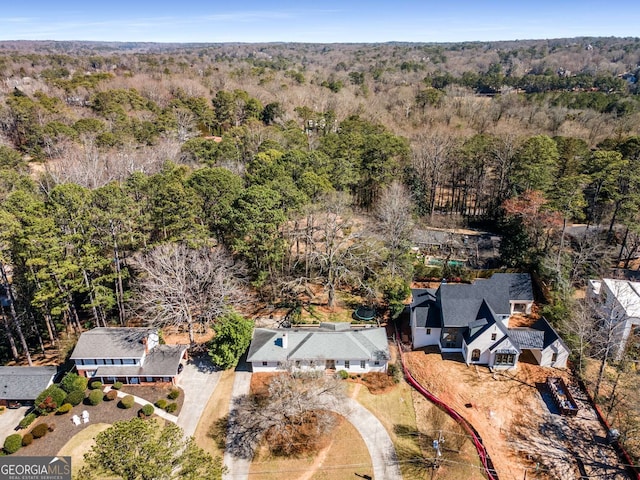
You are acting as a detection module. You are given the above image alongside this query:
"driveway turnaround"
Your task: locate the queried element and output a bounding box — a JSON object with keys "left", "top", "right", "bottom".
{"left": 223, "top": 366, "right": 403, "bottom": 480}
{"left": 176, "top": 355, "right": 222, "bottom": 437}
{"left": 330, "top": 397, "right": 403, "bottom": 480}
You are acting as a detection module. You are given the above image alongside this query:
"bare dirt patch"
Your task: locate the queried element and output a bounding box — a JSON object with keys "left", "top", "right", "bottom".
{"left": 347, "top": 372, "right": 398, "bottom": 394}
{"left": 404, "top": 350, "right": 632, "bottom": 479}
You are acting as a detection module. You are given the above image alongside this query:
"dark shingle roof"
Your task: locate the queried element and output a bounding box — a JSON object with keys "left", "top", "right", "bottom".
{"left": 508, "top": 329, "right": 545, "bottom": 350}
{"left": 530, "top": 317, "right": 569, "bottom": 351}
{"left": 438, "top": 273, "right": 533, "bottom": 327}
{"left": 70, "top": 328, "right": 155, "bottom": 360}
{"left": 411, "top": 289, "right": 441, "bottom": 328}
{"left": 0, "top": 366, "right": 57, "bottom": 401}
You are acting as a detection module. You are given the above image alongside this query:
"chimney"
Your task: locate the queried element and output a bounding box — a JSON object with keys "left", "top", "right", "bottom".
{"left": 282, "top": 333, "right": 288, "bottom": 349}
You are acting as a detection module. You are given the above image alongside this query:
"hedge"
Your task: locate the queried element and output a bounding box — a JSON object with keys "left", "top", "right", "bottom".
{"left": 4, "top": 434, "right": 22, "bottom": 454}
{"left": 56, "top": 403, "right": 72, "bottom": 414}
{"left": 64, "top": 390, "right": 85, "bottom": 406}
{"left": 19, "top": 413, "right": 37, "bottom": 429}
{"left": 165, "top": 402, "right": 178, "bottom": 414}
{"left": 35, "top": 385, "right": 66, "bottom": 414}
{"left": 87, "top": 389, "right": 103, "bottom": 406}
{"left": 120, "top": 395, "right": 135, "bottom": 409}
{"left": 31, "top": 423, "right": 48, "bottom": 439}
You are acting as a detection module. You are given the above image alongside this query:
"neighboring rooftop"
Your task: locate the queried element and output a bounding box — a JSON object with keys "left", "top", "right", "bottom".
{"left": 603, "top": 278, "right": 640, "bottom": 318}
{"left": 0, "top": 366, "right": 57, "bottom": 401}
{"left": 70, "top": 327, "right": 156, "bottom": 360}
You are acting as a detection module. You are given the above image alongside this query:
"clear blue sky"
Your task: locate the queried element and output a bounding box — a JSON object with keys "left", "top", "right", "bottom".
{"left": 1, "top": 1, "right": 639, "bottom": 43}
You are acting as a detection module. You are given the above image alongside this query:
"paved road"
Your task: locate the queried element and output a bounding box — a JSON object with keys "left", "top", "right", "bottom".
{"left": 175, "top": 355, "right": 222, "bottom": 437}
{"left": 0, "top": 406, "right": 30, "bottom": 444}
{"left": 222, "top": 365, "right": 402, "bottom": 480}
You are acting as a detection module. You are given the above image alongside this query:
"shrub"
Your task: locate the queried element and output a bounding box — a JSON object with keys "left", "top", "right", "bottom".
{"left": 155, "top": 399, "right": 167, "bottom": 409}
{"left": 90, "top": 381, "right": 103, "bottom": 390}
{"left": 141, "top": 404, "right": 154, "bottom": 416}
{"left": 387, "top": 363, "right": 402, "bottom": 384}
{"left": 21, "top": 433, "right": 33, "bottom": 447}
{"left": 168, "top": 389, "right": 180, "bottom": 400}
{"left": 18, "top": 413, "right": 37, "bottom": 429}
{"left": 165, "top": 402, "right": 178, "bottom": 414}
{"left": 337, "top": 370, "right": 349, "bottom": 380}
{"left": 112, "top": 381, "right": 123, "bottom": 390}
{"left": 120, "top": 395, "right": 135, "bottom": 409}
{"left": 31, "top": 423, "right": 48, "bottom": 439}
{"left": 4, "top": 434, "right": 22, "bottom": 454}
{"left": 105, "top": 390, "right": 118, "bottom": 401}
{"left": 56, "top": 403, "right": 72, "bottom": 414}
{"left": 64, "top": 390, "right": 85, "bottom": 406}
{"left": 60, "top": 372, "right": 88, "bottom": 393}
{"left": 87, "top": 389, "right": 103, "bottom": 406}
{"left": 35, "top": 385, "right": 66, "bottom": 415}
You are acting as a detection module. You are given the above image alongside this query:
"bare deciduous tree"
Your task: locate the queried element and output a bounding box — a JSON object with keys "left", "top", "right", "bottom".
{"left": 129, "top": 243, "right": 246, "bottom": 345}
{"left": 226, "top": 371, "right": 344, "bottom": 458}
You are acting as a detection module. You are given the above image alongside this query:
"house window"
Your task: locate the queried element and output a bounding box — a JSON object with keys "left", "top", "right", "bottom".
{"left": 374, "top": 361, "right": 380, "bottom": 366}
{"left": 495, "top": 353, "right": 516, "bottom": 365}
{"left": 295, "top": 360, "right": 301, "bottom": 368}
{"left": 344, "top": 360, "right": 350, "bottom": 369}
{"left": 360, "top": 360, "right": 366, "bottom": 369}
{"left": 471, "top": 349, "right": 481, "bottom": 362}
{"left": 426, "top": 328, "right": 431, "bottom": 335}
{"left": 491, "top": 333, "right": 497, "bottom": 341}
{"left": 551, "top": 353, "right": 558, "bottom": 362}
{"left": 262, "top": 361, "right": 268, "bottom": 366}
{"left": 309, "top": 360, "right": 316, "bottom": 367}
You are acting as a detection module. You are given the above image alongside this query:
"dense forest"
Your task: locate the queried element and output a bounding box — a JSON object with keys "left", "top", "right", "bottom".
{"left": 1, "top": 37, "right": 640, "bottom": 377}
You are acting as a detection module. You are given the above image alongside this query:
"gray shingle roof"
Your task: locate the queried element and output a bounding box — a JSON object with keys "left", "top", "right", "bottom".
{"left": 437, "top": 273, "right": 533, "bottom": 327}
{"left": 411, "top": 289, "right": 441, "bottom": 328}
{"left": 70, "top": 327, "right": 155, "bottom": 360}
{"left": 508, "top": 328, "right": 545, "bottom": 350}
{"left": 0, "top": 366, "right": 57, "bottom": 401}
{"left": 94, "top": 345, "right": 186, "bottom": 378}
{"left": 247, "top": 326, "right": 390, "bottom": 363}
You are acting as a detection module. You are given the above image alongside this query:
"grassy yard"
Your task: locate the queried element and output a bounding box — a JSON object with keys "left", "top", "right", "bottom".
{"left": 57, "top": 423, "right": 113, "bottom": 478}
{"left": 193, "top": 369, "right": 235, "bottom": 458}
{"left": 353, "top": 381, "right": 424, "bottom": 479}
{"left": 248, "top": 415, "right": 372, "bottom": 480}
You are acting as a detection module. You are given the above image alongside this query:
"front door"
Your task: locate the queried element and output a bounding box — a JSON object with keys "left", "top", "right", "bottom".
{"left": 325, "top": 360, "right": 335, "bottom": 369}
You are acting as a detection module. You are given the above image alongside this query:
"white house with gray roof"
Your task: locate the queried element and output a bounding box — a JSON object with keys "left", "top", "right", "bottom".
{"left": 0, "top": 366, "right": 57, "bottom": 407}
{"left": 70, "top": 328, "right": 187, "bottom": 385}
{"left": 588, "top": 278, "right": 640, "bottom": 360}
{"left": 410, "top": 273, "right": 569, "bottom": 370}
{"left": 247, "top": 323, "right": 390, "bottom": 373}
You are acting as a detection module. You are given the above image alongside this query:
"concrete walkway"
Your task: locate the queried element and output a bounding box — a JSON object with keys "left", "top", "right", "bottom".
{"left": 103, "top": 387, "right": 179, "bottom": 423}
{"left": 222, "top": 361, "right": 252, "bottom": 480}
{"left": 175, "top": 355, "right": 221, "bottom": 437}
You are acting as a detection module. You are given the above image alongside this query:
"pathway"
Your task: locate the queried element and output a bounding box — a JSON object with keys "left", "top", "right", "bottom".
{"left": 102, "top": 387, "right": 178, "bottom": 423}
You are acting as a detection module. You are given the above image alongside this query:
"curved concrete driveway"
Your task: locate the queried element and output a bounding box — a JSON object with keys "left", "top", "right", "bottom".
{"left": 175, "top": 355, "right": 221, "bottom": 437}
{"left": 223, "top": 369, "right": 402, "bottom": 480}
